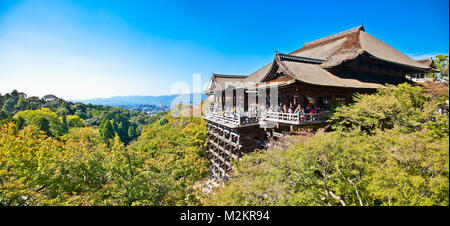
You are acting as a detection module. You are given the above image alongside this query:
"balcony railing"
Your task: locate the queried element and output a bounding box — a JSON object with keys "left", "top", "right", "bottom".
{"left": 261, "top": 111, "right": 329, "bottom": 125}
{"left": 204, "top": 109, "right": 330, "bottom": 127}
{"left": 204, "top": 112, "right": 259, "bottom": 127}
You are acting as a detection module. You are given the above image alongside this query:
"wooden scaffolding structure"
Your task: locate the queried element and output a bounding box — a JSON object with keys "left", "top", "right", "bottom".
{"left": 206, "top": 120, "right": 266, "bottom": 181}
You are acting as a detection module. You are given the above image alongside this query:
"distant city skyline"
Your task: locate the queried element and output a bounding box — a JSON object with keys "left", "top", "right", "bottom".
{"left": 1, "top": 0, "right": 448, "bottom": 100}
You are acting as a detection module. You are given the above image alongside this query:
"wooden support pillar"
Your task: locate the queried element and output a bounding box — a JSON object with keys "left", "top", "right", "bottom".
{"left": 233, "top": 89, "right": 236, "bottom": 108}
{"left": 221, "top": 90, "right": 225, "bottom": 111}
{"left": 237, "top": 131, "right": 241, "bottom": 162}
{"left": 244, "top": 89, "right": 248, "bottom": 112}
{"left": 229, "top": 131, "right": 233, "bottom": 161}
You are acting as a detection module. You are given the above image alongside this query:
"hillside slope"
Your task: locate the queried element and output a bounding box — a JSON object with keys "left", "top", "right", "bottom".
{"left": 204, "top": 83, "right": 449, "bottom": 206}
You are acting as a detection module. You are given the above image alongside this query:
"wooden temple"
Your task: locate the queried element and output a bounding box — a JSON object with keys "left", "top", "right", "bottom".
{"left": 203, "top": 25, "right": 435, "bottom": 181}
{"left": 406, "top": 58, "right": 437, "bottom": 83}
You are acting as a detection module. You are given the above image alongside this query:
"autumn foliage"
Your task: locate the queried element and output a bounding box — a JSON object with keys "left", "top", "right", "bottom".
{"left": 0, "top": 115, "right": 208, "bottom": 206}
{"left": 206, "top": 84, "right": 449, "bottom": 206}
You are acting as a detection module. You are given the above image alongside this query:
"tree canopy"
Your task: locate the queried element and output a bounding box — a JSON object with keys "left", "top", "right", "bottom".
{"left": 0, "top": 85, "right": 448, "bottom": 206}
{"left": 0, "top": 90, "right": 159, "bottom": 142}
{"left": 206, "top": 83, "right": 449, "bottom": 206}
{"left": 432, "top": 54, "right": 449, "bottom": 81}
{"left": 0, "top": 111, "right": 208, "bottom": 205}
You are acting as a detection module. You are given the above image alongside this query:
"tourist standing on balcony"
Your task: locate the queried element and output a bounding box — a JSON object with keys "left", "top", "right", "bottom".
{"left": 305, "top": 105, "right": 311, "bottom": 114}
{"left": 294, "top": 105, "right": 301, "bottom": 114}
{"left": 283, "top": 104, "right": 288, "bottom": 113}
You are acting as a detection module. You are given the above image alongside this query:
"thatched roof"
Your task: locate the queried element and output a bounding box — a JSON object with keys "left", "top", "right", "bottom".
{"left": 416, "top": 58, "right": 437, "bottom": 68}
{"left": 291, "top": 25, "right": 430, "bottom": 70}
{"left": 207, "top": 25, "right": 433, "bottom": 93}
{"left": 241, "top": 63, "right": 273, "bottom": 84}
{"left": 277, "top": 55, "right": 382, "bottom": 89}
{"left": 205, "top": 74, "right": 248, "bottom": 94}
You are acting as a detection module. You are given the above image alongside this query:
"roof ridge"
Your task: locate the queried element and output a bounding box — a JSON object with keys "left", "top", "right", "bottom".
{"left": 303, "top": 25, "right": 364, "bottom": 47}
{"left": 277, "top": 52, "right": 325, "bottom": 64}
{"left": 415, "top": 57, "right": 432, "bottom": 61}
{"left": 212, "top": 74, "right": 248, "bottom": 78}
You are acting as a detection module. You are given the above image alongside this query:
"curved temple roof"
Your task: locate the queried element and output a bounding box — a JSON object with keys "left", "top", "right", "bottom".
{"left": 291, "top": 25, "right": 430, "bottom": 70}
{"left": 274, "top": 54, "right": 382, "bottom": 88}
{"left": 208, "top": 25, "right": 433, "bottom": 93}
{"left": 204, "top": 74, "right": 248, "bottom": 94}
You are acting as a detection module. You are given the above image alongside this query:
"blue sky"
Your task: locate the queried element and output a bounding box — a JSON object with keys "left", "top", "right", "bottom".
{"left": 0, "top": 0, "right": 448, "bottom": 99}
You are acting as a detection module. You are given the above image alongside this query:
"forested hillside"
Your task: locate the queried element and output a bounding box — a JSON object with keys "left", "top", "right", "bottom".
{"left": 0, "top": 90, "right": 163, "bottom": 144}
{"left": 205, "top": 83, "right": 449, "bottom": 206}
{"left": 0, "top": 90, "right": 210, "bottom": 205}
{"left": 0, "top": 98, "right": 208, "bottom": 205}
{"left": 1, "top": 83, "right": 448, "bottom": 206}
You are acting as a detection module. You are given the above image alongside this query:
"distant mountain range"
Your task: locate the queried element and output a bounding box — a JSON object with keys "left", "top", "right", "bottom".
{"left": 71, "top": 93, "right": 208, "bottom": 107}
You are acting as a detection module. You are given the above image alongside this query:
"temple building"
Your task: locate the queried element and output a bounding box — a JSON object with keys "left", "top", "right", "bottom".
{"left": 406, "top": 58, "right": 437, "bottom": 83}
{"left": 202, "top": 25, "right": 436, "bottom": 181}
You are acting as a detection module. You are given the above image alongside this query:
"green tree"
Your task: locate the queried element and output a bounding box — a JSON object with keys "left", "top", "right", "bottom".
{"left": 26, "top": 96, "right": 43, "bottom": 110}
{"left": 330, "top": 83, "right": 448, "bottom": 136}
{"left": 10, "top": 89, "right": 19, "bottom": 98}
{"left": 432, "top": 54, "right": 449, "bottom": 81}
{"left": 206, "top": 83, "right": 449, "bottom": 206}
{"left": 117, "top": 121, "right": 129, "bottom": 144}
{"left": 14, "top": 116, "right": 25, "bottom": 130}
{"left": 0, "top": 93, "right": 4, "bottom": 109}
{"left": 0, "top": 123, "right": 108, "bottom": 205}
{"left": 37, "top": 117, "right": 51, "bottom": 136}
{"left": 206, "top": 127, "right": 448, "bottom": 206}
{"left": 0, "top": 113, "right": 209, "bottom": 206}
{"left": 100, "top": 137, "right": 171, "bottom": 206}
{"left": 14, "top": 97, "right": 28, "bottom": 111}
{"left": 66, "top": 115, "right": 85, "bottom": 128}
{"left": 75, "top": 109, "right": 87, "bottom": 119}
{"left": 14, "top": 108, "right": 67, "bottom": 136}
{"left": 99, "top": 117, "right": 115, "bottom": 144}
{"left": 0, "top": 110, "right": 6, "bottom": 120}
{"left": 159, "top": 118, "right": 169, "bottom": 126}
{"left": 129, "top": 115, "right": 209, "bottom": 205}
{"left": 2, "top": 98, "right": 17, "bottom": 114}
{"left": 128, "top": 124, "right": 137, "bottom": 140}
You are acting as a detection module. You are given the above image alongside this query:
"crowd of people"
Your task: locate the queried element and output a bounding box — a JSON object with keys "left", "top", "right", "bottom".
{"left": 265, "top": 103, "right": 329, "bottom": 115}
{"left": 208, "top": 102, "right": 329, "bottom": 122}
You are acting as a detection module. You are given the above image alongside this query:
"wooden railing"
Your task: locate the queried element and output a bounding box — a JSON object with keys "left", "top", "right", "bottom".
{"left": 262, "top": 111, "right": 329, "bottom": 125}
{"left": 207, "top": 112, "right": 239, "bottom": 126}
{"left": 263, "top": 111, "right": 300, "bottom": 124}
{"left": 204, "top": 112, "right": 258, "bottom": 127}
{"left": 204, "top": 110, "right": 329, "bottom": 126}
